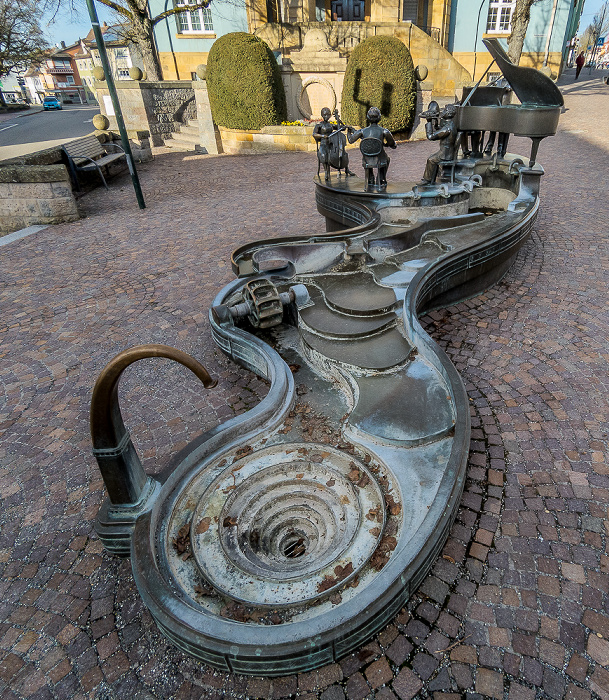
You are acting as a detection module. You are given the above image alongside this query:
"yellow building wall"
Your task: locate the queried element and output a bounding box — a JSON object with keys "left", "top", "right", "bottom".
{"left": 159, "top": 51, "right": 210, "bottom": 81}
{"left": 453, "top": 50, "right": 564, "bottom": 81}
{"left": 369, "top": 0, "right": 400, "bottom": 23}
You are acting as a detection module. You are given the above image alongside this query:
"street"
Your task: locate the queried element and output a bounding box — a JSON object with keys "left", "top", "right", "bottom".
{"left": 0, "top": 104, "right": 99, "bottom": 160}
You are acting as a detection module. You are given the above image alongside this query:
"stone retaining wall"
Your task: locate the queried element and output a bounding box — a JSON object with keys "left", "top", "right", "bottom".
{"left": 218, "top": 125, "right": 318, "bottom": 154}
{"left": 0, "top": 165, "right": 80, "bottom": 234}
{"left": 96, "top": 81, "right": 196, "bottom": 147}
{"left": 218, "top": 104, "right": 435, "bottom": 155}
{"left": 0, "top": 132, "right": 151, "bottom": 234}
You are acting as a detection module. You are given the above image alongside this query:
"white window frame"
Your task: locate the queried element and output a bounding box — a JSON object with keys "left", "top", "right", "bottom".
{"left": 486, "top": 0, "right": 515, "bottom": 34}
{"left": 175, "top": 1, "right": 214, "bottom": 33}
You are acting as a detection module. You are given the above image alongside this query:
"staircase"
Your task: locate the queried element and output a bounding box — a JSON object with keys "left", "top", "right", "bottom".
{"left": 165, "top": 120, "right": 203, "bottom": 152}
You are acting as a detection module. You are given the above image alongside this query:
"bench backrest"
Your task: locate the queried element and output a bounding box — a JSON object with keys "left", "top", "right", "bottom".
{"left": 63, "top": 135, "right": 105, "bottom": 162}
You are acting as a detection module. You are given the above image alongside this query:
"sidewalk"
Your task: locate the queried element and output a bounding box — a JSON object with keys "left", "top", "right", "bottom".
{"left": 0, "top": 106, "right": 43, "bottom": 124}
{"left": 0, "top": 72, "right": 608, "bottom": 700}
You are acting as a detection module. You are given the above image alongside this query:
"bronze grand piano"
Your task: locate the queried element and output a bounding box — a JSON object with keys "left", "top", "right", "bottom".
{"left": 458, "top": 38, "right": 564, "bottom": 167}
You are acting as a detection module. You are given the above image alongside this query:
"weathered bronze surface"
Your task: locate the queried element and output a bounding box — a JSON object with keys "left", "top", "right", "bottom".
{"left": 91, "top": 344, "right": 216, "bottom": 554}
{"left": 313, "top": 108, "right": 354, "bottom": 181}
{"left": 90, "top": 55, "right": 562, "bottom": 675}
{"left": 421, "top": 103, "right": 460, "bottom": 185}
{"left": 346, "top": 106, "right": 397, "bottom": 191}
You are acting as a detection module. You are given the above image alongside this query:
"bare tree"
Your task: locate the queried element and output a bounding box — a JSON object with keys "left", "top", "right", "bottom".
{"left": 507, "top": 0, "right": 541, "bottom": 65}
{"left": 581, "top": 1, "right": 609, "bottom": 65}
{"left": 45, "top": 0, "right": 230, "bottom": 80}
{"left": 0, "top": 0, "right": 49, "bottom": 78}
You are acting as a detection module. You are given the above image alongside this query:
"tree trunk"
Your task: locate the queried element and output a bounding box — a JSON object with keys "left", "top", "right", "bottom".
{"left": 127, "top": 1, "right": 163, "bottom": 80}
{"left": 507, "top": 0, "right": 535, "bottom": 65}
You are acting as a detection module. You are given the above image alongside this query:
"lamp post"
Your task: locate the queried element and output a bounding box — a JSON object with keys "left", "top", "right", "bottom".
{"left": 84, "top": 0, "right": 146, "bottom": 210}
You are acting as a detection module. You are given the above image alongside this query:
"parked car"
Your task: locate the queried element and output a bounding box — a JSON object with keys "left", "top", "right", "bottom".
{"left": 43, "top": 96, "right": 62, "bottom": 110}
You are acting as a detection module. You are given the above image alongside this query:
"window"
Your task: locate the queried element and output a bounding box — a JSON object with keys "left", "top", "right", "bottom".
{"left": 66, "top": 75, "right": 75, "bottom": 84}
{"left": 486, "top": 0, "right": 515, "bottom": 33}
{"left": 176, "top": 1, "right": 213, "bottom": 33}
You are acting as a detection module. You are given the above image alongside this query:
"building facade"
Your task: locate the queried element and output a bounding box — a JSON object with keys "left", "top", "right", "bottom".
{"left": 73, "top": 24, "right": 146, "bottom": 103}
{"left": 150, "top": 0, "right": 248, "bottom": 80}
{"left": 24, "top": 45, "right": 87, "bottom": 105}
{"left": 450, "top": 0, "right": 585, "bottom": 79}
{"left": 248, "top": 0, "right": 454, "bottom": 47}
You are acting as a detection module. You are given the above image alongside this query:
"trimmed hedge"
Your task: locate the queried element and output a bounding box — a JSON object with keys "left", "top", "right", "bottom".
{"left": 341, "top": 36, "right": 416, "bottom": 132}
{"left": 206, "top": 32, "right": 287, "bottom": 130}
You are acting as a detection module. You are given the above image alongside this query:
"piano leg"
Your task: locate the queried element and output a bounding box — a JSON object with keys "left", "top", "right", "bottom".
{"left": 470, "top": 131, "right": 483, "bottom": 158}
{"left": 484, "top": 132, "right": 496, "bottom": 156}
{"left": 529, "top": 137, "right": 542, "bottom": 168}
{"left": 497, "top": 133, "right": 509, "bottom": 158}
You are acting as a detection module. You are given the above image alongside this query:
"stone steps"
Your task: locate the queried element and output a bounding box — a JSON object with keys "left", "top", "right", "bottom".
{"left": 165, "top": 121, "right": 200, "bottom": 151}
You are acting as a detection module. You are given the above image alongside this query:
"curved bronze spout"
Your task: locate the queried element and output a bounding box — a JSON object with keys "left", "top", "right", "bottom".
{"left": 91, "top": 344, "right": 217, "bottom": 506}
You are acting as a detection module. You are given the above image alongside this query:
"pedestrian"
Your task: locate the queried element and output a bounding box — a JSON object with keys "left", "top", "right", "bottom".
{"left": 575, "top": 52, "right": 585, "bottom": 79}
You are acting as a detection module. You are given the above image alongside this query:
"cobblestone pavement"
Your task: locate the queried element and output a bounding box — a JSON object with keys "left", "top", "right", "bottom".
{"left": 1, "top": 69, "right": 608, "bottom": 700}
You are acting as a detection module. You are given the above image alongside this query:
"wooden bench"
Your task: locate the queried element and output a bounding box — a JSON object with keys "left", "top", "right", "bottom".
{"left": 62, "top": 135, "right": 126, "bottom": 191}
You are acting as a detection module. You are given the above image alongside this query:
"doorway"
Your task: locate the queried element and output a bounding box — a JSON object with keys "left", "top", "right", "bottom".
{"left": 330, "top": 0, "right": 365, "bottom": 21}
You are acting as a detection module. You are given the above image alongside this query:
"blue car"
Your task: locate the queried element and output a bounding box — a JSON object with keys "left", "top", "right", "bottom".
{"left": 43, "top": 96, "right": 62, "bottom": 110}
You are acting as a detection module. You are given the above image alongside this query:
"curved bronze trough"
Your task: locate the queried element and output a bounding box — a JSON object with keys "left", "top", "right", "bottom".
{"left": 91, "top": 154, "right": 544, "bottom": 675}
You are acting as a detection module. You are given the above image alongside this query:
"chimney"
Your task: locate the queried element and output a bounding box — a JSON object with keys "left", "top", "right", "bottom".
{"left": 61, "top": 41, "right": 66, "bottom": 49}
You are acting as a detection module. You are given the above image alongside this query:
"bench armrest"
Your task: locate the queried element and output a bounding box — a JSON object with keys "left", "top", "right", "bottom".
{"left": 104, "top": 142, "right": 126, "bottom": 155}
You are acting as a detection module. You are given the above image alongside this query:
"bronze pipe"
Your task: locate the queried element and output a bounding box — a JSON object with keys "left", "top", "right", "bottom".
{"left": 90, "top": 344, "right": 217, "bottom": 505}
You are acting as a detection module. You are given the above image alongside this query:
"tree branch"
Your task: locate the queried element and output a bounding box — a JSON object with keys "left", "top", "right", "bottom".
{"left": 95, "top": 0, "right": 134, "bottom": 20}
{"left": 152, "top": 2, "right": 211, "bottom": 25}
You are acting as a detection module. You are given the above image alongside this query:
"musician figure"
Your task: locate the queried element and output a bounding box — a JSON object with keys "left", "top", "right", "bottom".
{"left": 346, "top": 106, "right": 397, "bottom": 191}
{"left": 420, "top": 103, "right": 460, "bottom": 185}
{"left": 313, "top": 107, "right": 354, "bottom": 181}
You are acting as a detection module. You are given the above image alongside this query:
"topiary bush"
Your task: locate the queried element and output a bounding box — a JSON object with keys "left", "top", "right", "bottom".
{"left": 206, "top": 32, "right": 287, "bottom": 130}
{"left": 341, "top": 36, "right": 417, "bottom": 132}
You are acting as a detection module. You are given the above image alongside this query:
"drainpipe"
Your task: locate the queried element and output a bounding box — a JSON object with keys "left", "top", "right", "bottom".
{"left": 543, "top": 0, "right": 559, "bottom": 67}
{"left": 472, "top": 0, "right": 488, "bottom": 81}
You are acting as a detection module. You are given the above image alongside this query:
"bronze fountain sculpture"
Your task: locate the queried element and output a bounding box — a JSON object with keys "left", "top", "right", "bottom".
{"left": 313, "top": 107, "right": 354, "bottom": 181}
{"left": 90, "top": 39, "right": 563, "bottom": 675}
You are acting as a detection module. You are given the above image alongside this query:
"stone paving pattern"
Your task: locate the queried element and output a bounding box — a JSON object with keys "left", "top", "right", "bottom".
{"left": 1, "top": 69, "right": 608, "bottom": 699}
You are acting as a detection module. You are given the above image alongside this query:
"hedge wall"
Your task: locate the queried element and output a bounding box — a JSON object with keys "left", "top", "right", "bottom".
{"left": 341, "top": 36, "right": 417, "bottom": 132}
{"left": 206, "top": 33, "right": 287, "bottom": 130}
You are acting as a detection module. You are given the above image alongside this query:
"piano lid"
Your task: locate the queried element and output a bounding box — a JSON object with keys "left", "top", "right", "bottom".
{"left": 483, "top": 38, "right": 564, "bottom": 108}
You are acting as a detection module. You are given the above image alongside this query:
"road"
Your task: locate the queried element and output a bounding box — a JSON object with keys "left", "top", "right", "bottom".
{"left": 0, "top": 104, "right": 99, "bottom": 160}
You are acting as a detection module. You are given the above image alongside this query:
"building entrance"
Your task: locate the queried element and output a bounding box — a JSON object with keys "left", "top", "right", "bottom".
{"left": 330, "top": 0, "right": 365, "bottom": 20}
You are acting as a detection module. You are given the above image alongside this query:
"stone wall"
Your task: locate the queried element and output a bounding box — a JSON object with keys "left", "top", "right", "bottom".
{"left": 0, "top": 132, "right": 151, "bottom": 234}
{"left": 256, "top": 22, "right": 471, "bottom": 98}
{"left": 218, "top": 125, "right": 318, "bottom": 154}
{"left": 0, "top": 165, "right": 80, "bottom": 234}
{"left": 96, "top": 81, "right": 196, "bottom": 146}
{"left": 192, "top": 82, "right": 222, "bottom": 155}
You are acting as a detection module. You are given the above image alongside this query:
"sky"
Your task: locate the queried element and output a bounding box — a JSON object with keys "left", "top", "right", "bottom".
{"left": 43, "top": 2, "right": 114, "bottom": 48}
{"left": 579, "top": 0, "right": 608, "bottom": 27}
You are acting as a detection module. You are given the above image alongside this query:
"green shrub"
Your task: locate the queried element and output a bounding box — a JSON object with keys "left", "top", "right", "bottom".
{"left": 341, "top": 36, "right": 416, "bottom": 132}
{"left": 206, "top": 32, "right": 287, "bottom": 130}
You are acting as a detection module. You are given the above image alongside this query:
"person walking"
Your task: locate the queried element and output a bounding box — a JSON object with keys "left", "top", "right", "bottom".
{"left": 575, "top": 52, "right": 585, "bottom": 80}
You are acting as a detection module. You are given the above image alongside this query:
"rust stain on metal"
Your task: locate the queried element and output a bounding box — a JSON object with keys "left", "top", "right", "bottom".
{"left": 195, "top": 517, "right": 211, "bottom": 534}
